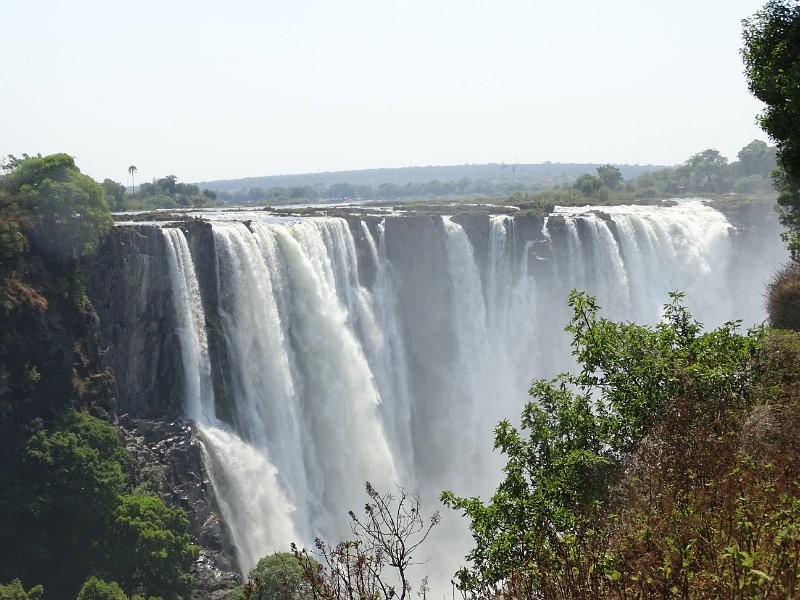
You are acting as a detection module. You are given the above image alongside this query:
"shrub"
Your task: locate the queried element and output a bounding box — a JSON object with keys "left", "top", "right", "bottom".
{"left": 0, "top": 222, "right": 26, "bottom": 265}
{"left": 227, "top": 553, "right": 314, "bottom": 600}
{"left": 108, "top": 494, "right": 197, "bottom": 600}
{"left": 442, "top": 291, "right": 766, "bottom": 598}
{"left": 0, "top": 154, "right": 112, "bottom": 259}
{"left": 77, "top": 578, "right": 128, "bottom": 600}
{"left": 767, "top": 262, "right": 800, "bottom": 331}
{"left": 0, "top": 580, "right": 43, "bottom": 600}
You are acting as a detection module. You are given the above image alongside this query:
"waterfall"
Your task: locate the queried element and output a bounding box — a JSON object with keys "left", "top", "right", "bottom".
{"left": 162, "top": 226, "right": 299, "bottom": 574}
{"left": 153, "top": 201, "right": 784, "bottom": 586}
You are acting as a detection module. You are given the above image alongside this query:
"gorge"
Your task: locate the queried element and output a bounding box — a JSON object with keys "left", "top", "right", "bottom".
{"left": 88, "top": 200, "right": 786, "bottom": 592}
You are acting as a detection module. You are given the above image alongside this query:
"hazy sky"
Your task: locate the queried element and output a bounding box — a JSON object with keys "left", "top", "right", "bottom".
{"left": 3, "top": 0, "right": 771, "bottom": 185}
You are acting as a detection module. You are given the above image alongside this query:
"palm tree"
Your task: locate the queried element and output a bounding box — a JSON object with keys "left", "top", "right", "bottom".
{"left": 128, "top": 165, "right": 137, "bottom": 195}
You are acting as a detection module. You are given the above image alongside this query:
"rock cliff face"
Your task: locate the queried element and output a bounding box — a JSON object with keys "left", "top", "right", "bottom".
{"left": 0, "top": 245, "right": 116, "bottom": 450}
{"left": 89, "top": 226, "right": 184, "bottom": 417}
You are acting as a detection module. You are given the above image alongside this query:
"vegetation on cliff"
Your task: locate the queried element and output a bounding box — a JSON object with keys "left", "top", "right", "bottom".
{"left": 1, "top": 154, "right": 112, "bottom": 260}
{"left": 742, "top": 0, "right": 800, "bottom": 259}
{"left": 0, "top": 155, "right": 196, "bottom": 599}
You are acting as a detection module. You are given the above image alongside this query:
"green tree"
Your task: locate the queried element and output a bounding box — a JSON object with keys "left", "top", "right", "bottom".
{"left": 683, "top": 148, "right": 729, "bottom": 191}
{"left": 573, "top": 173, "right": 604, "bottom": 196}
{"left": 132, "top": 175, "right": 214, "bottom": 209}
{"left": 0, "top": 410, "right": 128, "bottom": 597}
{"left": 101, "top": 179, "right": 128, "bottom": 212}
{"left": 736, "top": 139, "right": 777, "bottom": 178}
{"left": 0, "top": 221, "right": 27, "bottom": 266}
{"left": 128, "top": 166, "right": 137, "bottom": 194}
{"left": 227, "top": 553, "right": 315, "bottom": 600}
{"left": 77, "top": 577, "right": 160, "bottom": 600}
{"left": 0, "top": 154, "right": 112, "bottom": 259}
{"left": 77, "top": 578, "right": 128, "bottom": 600}
{"left": 596, "top": 164, "right": 623, "bottom": 189}
{"left": 0, "top": 580, "right": 43, "bottom": 600}
{"left": 742, "top": 1, "right": 800, "bottom": 256}
{"left": 442, "top": 291, "right": 762, "bottom": 597}
{"left": 108, "top": 494, "right": 197, "bottom": 600}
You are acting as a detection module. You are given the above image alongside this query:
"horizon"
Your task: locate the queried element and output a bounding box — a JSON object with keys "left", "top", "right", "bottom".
{"left": 3, "top": 1, "right": 771, "bottom": 186}
{"left": 193, "top": 158, "right": 670, "bottom": 186}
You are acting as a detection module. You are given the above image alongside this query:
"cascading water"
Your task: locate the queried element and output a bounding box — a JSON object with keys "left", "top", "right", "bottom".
{"left": 162, "top": 227, "right": 299, "bottom": 572}
{"left": 156, "top": 201, "right": 785, "bottom": 589}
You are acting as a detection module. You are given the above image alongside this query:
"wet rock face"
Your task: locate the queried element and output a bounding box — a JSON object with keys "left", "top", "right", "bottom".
{"left": 117, "top": 415, "right": 241, "bottom": 598}
{"left": 88, "top": 227, "right": 184, "bottom": 417}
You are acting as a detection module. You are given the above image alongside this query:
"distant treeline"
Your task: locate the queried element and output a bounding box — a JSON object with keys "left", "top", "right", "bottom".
{"left": 200, "top": 162, "right": 660, "bottom": 205}
{"left": 102, "top": 140, "right": 777, "bottom": 212}
{"left": 204, "top": 142, "right": 777, "bottom": 207}
{"left": 102, "top": 175, "right": 217, "bottom": 212}
{"left": 215, "top": 177, "right": 553, "bottom": 205}
{"left": 197, "top": 162, "right": 661, "bottom": 192}
{"left": 512, "top": 140, "right": 778, "bottom": 208}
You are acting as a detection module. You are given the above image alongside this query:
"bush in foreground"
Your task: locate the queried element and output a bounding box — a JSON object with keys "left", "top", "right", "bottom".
{"left": 444, "top": 291, "right": 800, "bottom": 598}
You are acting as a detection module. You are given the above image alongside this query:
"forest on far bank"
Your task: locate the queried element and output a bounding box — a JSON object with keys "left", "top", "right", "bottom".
{"left": 78, "top": 138, "right": 776, "bottom": 213}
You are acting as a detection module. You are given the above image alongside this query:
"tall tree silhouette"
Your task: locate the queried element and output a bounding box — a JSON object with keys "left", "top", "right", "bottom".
{"left": 128, "top": 165, "right": 137, "bottom": 194}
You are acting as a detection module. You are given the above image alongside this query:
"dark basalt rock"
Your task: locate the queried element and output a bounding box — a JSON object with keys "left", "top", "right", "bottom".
{"left": 88, "top": 226, "right": 184, "bottom": 418}
{"left": 117, "top": 415, "right": 241, "bottom": 599}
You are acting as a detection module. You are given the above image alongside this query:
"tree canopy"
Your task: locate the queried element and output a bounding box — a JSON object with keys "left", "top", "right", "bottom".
{"left": 109, "top": 494, "right": 196, "bottom": 599}
{"left": 226, "top": 552, "right": 314, "bottom": 600}
{"left": 0, "top": 154, "right": 112, "bottom": 259}
{"left": 440, "top": 292, "right": 798, "bottom": 598}
{"left": 742, "top": 0, "right": 800, "bottom": 257}
{"left": 0, "top": 410, "right": 195, "bottom": 599}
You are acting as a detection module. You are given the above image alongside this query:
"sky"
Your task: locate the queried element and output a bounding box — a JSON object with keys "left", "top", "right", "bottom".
{"left": 2, "top": 0, "right": 772, "bottom": 185}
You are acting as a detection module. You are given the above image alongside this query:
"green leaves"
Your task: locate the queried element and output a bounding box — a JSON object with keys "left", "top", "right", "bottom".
{"left": 0, "top": 410, "right": 195, "bottom": 599}
{"left": 109, "top": 494, "right": 197, "bottom": 600}
{"left": 742, "top": 1, "right": 800, "bottom": 257}
{"left": 442, "top": 291, "right": 764, "bottom": 596}
{"left": 0, "top": 579, "right": 43, "bottom": 600}
{"left": 0, "top": 153, "right": 112, "bottom": 259}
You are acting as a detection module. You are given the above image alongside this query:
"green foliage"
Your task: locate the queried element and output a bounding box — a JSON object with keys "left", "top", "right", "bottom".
{"left": 742, "top": 1, "right": 800, "bottom": 257}
{"left": 227, "top": 553, "right": 313, "bottom": 600}
{"left": 0, "top": 410, "right": 194, "bottom": 599}
{"left": 0, "top": 154, "right": 193, "bottom": 597}
{"left": 680, "top": 148, "right": 729, "bottom": 192}
{"left": 77, "top": 577, "right": 162, "bottom": 600}
{"left": 0, "top": 410, "right": 127, "bottom": 595}
{"left": 129, "top": 175, "right": 215, "bottom": 210}
{"left": 101, "top": 179, "right": 128, "bottom": 212}
{"left": 442, "top": 291, "right": 764, "bottom": 598}
{"left": 596, "top": 164, "right": 623, "bottom": 189}
{"left": 0, "top": 580, "right": 43, "bottom": 600}
{"left": 0, "top": 154, "right": 112, "bottom": 259}
{"left": 508, "top": 141, "right": 776, "bottom": 214}
{"left": 737, "top": 139, "right": 777, "bottom": 178}
{"left": 108, "top": 494, "right": 197, "bottom": 600}
{"left": 78, "top": 577, "right": 129, "bottom": 600}
{"left": 0, "top": 222, "right": 26, "bottom": 266}
{"left": 573, "top": 173, "right": 604, "bottom": 196}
